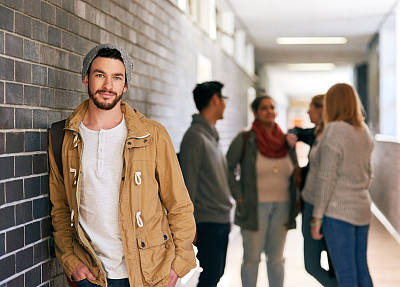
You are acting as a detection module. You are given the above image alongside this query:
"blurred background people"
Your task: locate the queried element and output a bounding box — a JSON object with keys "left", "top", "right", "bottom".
{"left": 226, "top": 94, "right": 298, "bottom": 287}
{"left": 179, "top": 81, "right": 233, "bottom": 287}
{"left": 311, "top": 83, "right": 374, "bottom": 287}
{"left": 287, "top": 94, "right": 337, "bottom": 286}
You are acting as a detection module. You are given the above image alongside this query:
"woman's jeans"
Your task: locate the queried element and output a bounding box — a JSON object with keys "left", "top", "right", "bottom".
{"left": 323, "top": 216, "right": 373, "bottom": 287}
{"left": 302, "top": 201, "right": 337, "bottom": 287}
{"left": 241, "top": 201, "right": 290, "bottom": 287}
{"left": 76, "top": 278, "right": 129, "bottom": 287}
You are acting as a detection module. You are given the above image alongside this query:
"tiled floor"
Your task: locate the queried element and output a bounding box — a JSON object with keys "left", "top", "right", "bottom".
{"left": 216, "top": 214, "right": 400, "bottom": 287}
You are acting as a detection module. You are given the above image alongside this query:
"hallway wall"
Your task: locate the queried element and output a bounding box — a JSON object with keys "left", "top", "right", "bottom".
{"left": 370, "top": 137, "right": 400, "bottom": 237}
{"left": 367, "top": 7, "right": 400, "bottom": 239}
{"left": 0, "top": 1, "right": 254, "bottom": 285}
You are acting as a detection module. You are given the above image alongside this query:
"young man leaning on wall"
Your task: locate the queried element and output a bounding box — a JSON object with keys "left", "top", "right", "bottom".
{"left": 48, "top": 43, "right": 196, "bottom": 287}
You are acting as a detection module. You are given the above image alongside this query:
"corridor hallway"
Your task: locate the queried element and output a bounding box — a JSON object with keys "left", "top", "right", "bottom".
{"left": 216, "top": 212, "right": 400, "bottom": 287}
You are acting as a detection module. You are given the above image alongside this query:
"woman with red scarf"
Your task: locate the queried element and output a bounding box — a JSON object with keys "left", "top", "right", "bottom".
{"left": 227, "top": 95, "right": 299, "bottom": 287}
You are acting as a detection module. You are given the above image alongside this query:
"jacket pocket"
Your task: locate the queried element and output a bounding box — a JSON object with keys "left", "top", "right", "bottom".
{"left": 137, "top": 230, "right": 174, "bottom": 285}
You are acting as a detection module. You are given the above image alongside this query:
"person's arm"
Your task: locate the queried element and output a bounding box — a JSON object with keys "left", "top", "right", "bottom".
{"left": 226, "top": 132, "right": 245, "bottom": 201}
{"left": 288, "top": 127, "right": 315, "bottom": 146}
{"left": 48, "top": 130, "right": 87, "bottom": 280}
{"left": 155, "top": 126, "right": 197, "bottom": 279}
{"left": 179, "top": 130, "right": 203, "bottom": 204}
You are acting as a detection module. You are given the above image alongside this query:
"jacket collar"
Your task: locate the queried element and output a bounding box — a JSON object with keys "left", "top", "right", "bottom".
{"left": 66, "top": 99, "right": 151, "bottom": 139}
{"left": 192, "top": 114, "right": 219, "bottom": 141}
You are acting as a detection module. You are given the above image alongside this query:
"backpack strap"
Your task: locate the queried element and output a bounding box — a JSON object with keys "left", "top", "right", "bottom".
{"left": 50, "top": 120, "right": 74, "bottom": 287}
{"left": 50, "top": 119, "right": 66, "bottom": 179}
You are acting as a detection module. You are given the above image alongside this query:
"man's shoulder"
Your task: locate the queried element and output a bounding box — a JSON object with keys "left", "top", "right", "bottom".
{"left": 140, "top": 116, "right": 167, "bottom": 132}
{"left": 182, "top": 124, "right": 207, "bottom": 143}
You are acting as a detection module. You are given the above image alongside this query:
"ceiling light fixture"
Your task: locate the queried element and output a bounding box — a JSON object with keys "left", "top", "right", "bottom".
{"left": 286, "top": 63, "right": 336, "bottom": 71}
{"left": 276, "top": 37, "right": 348, "bottom": 45}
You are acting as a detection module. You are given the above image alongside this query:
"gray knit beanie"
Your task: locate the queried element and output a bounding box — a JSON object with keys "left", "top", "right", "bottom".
{"left": 82, "top": 44, "right": 134, "bottom": 89}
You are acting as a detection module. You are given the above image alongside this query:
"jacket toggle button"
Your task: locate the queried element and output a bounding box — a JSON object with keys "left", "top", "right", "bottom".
{"left": 70, "top": 168, "right": 77, "bottom": 185}
{"left": 141, "top": 242, "right": 146, "bottom": 248}
{"left": 135, "top": 171, "right": 142, "bottom": 185}
{"left": 163, "top": 234, "right": 167, "bottom": 240}
{"left": 143, "top": 139, "right": 148, "bottom": 143}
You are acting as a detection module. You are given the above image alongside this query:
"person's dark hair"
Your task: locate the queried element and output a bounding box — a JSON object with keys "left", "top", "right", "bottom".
{"left": 87, "top": 48, "right": 126, "bottom": 85}
{"left": 251, "top": 94, "right": 274, "bottom": 112}
{"left": 193, "top": 81, "right": 224, "bottom": 111}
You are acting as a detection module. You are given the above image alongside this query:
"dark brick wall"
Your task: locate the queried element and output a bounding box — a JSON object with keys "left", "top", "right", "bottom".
{"left": 0, "top": 0, "right": 254, "bottom": 286}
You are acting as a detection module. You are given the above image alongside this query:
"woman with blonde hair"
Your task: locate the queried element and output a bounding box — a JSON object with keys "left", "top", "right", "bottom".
{"left": 311, "top": 83, "right": 374, "bottom": 287}
{"left": 287, "top": 94, "right": 337, "bottom": 286}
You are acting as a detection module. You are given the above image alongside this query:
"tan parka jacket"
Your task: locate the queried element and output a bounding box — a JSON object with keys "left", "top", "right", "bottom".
{"left": 49, "top": 100, "right": 196, "bottom": 287}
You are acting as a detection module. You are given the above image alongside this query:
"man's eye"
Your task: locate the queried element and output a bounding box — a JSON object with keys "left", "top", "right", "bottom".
{"left": 114, "top": 76, "right": 122, "bottom": 80}
{"left": 96, "top": 74, "right": 104, "bottom": 78}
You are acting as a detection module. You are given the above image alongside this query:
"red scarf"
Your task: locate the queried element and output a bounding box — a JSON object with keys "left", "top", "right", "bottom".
{"left": 252, "top": 120, "right": 288, "bottom": 158}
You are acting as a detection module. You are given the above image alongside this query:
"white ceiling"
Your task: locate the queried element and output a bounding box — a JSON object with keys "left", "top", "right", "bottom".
{"left": 224, "top": 0, "right": 399, "bottom": 66}
{"left": 219, "top": 0, "right": 399, "bottom": 99}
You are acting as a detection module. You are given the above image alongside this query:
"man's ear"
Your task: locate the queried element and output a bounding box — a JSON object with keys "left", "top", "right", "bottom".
{"left": 211, "top": 93, "right": 219, "bottom": 105}
{"left": 83, "top": 74, "right": 89, "bottom": 88}
{"left": 123, "top": 83, "right": 128, "bottom": 92}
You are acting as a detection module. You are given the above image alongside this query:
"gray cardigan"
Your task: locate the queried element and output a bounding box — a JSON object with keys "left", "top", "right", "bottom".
{"left": 179, "top": 114, "right": 233, "bottom": 224}
{"left": 312, "top": 121, "right": 374, "bottom": 225}
{"left": 226, "top": 129, "right": 299, "bottom": 231}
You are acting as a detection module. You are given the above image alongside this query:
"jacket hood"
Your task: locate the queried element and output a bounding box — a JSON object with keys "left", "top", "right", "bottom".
{"left": 191, "top": 114, "right": 219, "bottom": 142}
{"left": 65, "top": 100, "right": 150, "bottom": 139}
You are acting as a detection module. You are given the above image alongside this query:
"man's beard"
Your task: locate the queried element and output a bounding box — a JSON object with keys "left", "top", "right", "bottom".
{"left": 88, "top": 87, "right": 123, "bottom": 110}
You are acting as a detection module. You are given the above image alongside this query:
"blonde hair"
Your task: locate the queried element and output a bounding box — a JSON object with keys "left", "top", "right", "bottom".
{"left": 311, "top": 94, "right": 324, "bottom": 109}
{"left": 311, "top": 94, "right": 325, "bottom": 135}
{"left": 324, "top": 83, "right": 364, "bottom": 129}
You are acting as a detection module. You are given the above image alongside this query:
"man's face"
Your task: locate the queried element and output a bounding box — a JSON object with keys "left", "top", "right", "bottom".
{"left": 84, "top": 56, "right": 127, "bottom": 110}
{"left": 216, "top": 93, "right": 227, "bottom": 120}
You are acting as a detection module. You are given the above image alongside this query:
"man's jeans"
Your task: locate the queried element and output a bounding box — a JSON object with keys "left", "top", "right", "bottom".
{"left": 302, "top": 201, "right": 337, "bottom": 287}
{"left": 195, "top": 222, "right": 230, "bottom": 287}
{"left": 323, "top": 216, "right": 373, "bottom": 287}
{"left": 241, "top": 202, "right": 290, "bottom": 287}
{"left": 76, "top": 278, "right": 129, "bottom": 287}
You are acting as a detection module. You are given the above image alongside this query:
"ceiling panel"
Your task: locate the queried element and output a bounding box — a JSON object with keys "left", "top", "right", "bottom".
{"left": 223, "top": 0, "right": 399, "bottom": 65}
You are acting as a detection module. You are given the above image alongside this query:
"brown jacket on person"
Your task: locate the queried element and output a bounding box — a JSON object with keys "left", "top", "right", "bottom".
{"left": 49, "top": 100, "right": 196, "bottom": 286}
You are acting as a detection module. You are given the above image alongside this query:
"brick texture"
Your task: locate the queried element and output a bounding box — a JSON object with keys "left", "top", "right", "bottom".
{"left": 25, "top": 222, "right": 40, "bottom": 245}
{"left": 25, "top": 266, "right": 41, "bottom": 287}
{"left": 6, "top": 227, "right": 24, "bottom": 253}
{"left": 5, "top": 179, "right": 23, "bottom": 203}
{"left": 0, "top": 0, "right": 254, "bottom": 286}
{"left": 0, "top": 5, "right": 14, "bottom": 32}
{"left": 0, "top": 254, "right": 16, "bottom": 281}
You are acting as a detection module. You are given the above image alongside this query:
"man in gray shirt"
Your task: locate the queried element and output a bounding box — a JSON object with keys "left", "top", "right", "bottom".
{"left": 179, "top": 81, "right": 233, "bottom": 287}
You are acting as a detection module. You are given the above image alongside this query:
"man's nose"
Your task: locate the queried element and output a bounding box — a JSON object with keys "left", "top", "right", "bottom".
{"left": 103, "top": 76, "right": 113, "bottom": 90}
